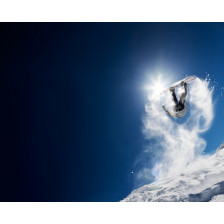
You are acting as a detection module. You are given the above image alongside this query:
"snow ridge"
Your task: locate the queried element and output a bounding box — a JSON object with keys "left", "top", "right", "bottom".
{"left": 216, "top": 142, "right": 224, "bottom": 153}
{"left": 123, "top": 142, "right": 224, "bottom": 202}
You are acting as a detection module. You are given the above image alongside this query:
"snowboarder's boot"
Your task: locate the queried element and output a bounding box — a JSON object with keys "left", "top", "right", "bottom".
{"left": 169, "top": 87, "right": 175, "bottom": 92}
{"left": 181, "top": 81, "right": 187, "bottom": 88}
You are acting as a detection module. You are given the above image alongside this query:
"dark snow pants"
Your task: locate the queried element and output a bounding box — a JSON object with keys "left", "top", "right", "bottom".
{"left": 171, "top": 87, "right": 187, "bottom": 112}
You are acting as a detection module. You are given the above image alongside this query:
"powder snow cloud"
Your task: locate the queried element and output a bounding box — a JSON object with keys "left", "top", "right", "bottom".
{"left": 135, "top": 77, "right": 214, "bottom": 185}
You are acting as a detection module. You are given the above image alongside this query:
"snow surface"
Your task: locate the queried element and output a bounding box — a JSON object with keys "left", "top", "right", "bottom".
{"left": 210, "top": 194, "right": 224, "bottom": 202}
{"left": 122, "top": 143, "right": 224, "bottom": 202}
{"left": 216, "top": 142, "right": 224, "bottom": 153}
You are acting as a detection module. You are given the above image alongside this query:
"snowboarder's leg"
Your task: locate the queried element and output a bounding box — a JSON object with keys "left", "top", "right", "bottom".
{"left": 170, "top": 89, "right": 178, "bottom": 106}
{"left": 169, "top": 89, "right": 179, "bottom": 112}
{"left": 179, "top": 82, "right": 187, "bottom": 105}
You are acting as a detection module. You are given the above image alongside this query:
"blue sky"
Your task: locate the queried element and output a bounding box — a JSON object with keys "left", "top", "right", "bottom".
{"left": 1, "top": 23, "right": 224, "bottom": 202}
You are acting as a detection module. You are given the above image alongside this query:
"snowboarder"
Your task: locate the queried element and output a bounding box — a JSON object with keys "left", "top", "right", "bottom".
{"left": 162, "top": 81, "right": 187, "bottom": 118}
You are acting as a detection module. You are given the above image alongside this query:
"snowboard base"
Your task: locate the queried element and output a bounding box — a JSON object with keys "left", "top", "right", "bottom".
{"left": 160, "top": 75, "right": 197, "bottom": 95}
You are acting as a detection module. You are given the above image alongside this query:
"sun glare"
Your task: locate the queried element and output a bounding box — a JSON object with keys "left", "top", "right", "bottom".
{"left": 145, "top": 75, "right": 168, "bottom": 97}
{"left": 152, "top": 80, "right": 165, "bottom": 95}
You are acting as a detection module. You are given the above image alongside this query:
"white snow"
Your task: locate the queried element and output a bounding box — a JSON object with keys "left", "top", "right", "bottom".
{"left": 139, "top": 77, "right": 214, "bottom": 182}
{"left": 216, "top": 142, "right": 224, "bottom": 152}
{"left": 122, "top": 143, "right": 224, "bottom": 202}
{"left": 210, "top": 195, "right": 224, "bottom": 202}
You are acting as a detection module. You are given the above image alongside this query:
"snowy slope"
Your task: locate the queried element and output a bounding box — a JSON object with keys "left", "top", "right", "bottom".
{"left": 216, "top": 142, "right": 224, "bottom": 153}
{"left": 123, "top": 143, "right": 224, "bottom": 202}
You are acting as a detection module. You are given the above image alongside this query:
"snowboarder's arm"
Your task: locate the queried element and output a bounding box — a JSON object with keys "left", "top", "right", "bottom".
{"left": 162, "top": 105, "right": 172, "bottom": 117}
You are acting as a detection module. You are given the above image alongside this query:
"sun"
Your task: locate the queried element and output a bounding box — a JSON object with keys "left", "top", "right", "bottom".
{"left": 144, "top": 75, "right": 167, "bottom": 97}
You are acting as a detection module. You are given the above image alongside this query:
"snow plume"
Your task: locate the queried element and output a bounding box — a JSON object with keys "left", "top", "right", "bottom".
{"left": 136, "top": 77, "right": 214, "bottom": 185}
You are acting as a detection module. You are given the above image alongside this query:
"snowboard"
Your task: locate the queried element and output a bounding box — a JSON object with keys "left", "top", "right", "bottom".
{"left": 160, "top": 75, "right": 197, "bottom": 95}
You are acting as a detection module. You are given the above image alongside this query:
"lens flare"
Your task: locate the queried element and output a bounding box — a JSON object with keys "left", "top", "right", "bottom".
{"left": 144, "top": 75, "right": 168, "bottom": 98}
